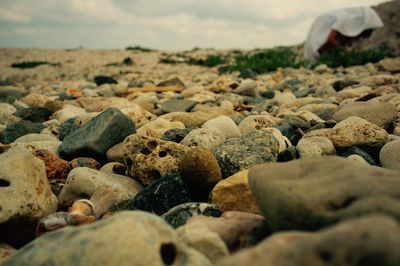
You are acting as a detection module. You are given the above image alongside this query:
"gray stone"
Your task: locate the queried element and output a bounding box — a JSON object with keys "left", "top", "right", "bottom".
{"left": 59, "top": 107, "right": 136, "bottom": 161}
{"left": 0, "top": 120, "right": 44, "bottom": 144}
{"left": 4, "top": 211, "right": 211, "bottom": 266}
{"left": 161, "top": 99, "right": 197, "bottom": 113}
{"left": 213, "top": 130, "right": 278, "bottom": 178}
{"left": 380, "top": 140, "right": 400, "bottom": 170}
{"left": 181, "top": 127, "right": 226, "bottom": 151}
{"left": 249, "top": 156, "right": 400, "bottom": 231}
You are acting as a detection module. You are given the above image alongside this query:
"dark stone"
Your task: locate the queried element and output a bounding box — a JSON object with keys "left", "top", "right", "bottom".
{"left": 324, "top": 120, "right": 337, "bottom": 128}
{"left": 275, "top": 124, "right": 299, "bottom": 145}
{"left": 122, "top": 57, "right": 134, "bottom": 65}
{"left": 331, "top": 79, "right": 359, "bottom": 91}
{"left": 157, "top": 77, "right": 185, "bottom": 88}
{"left": 0, "top": 89, "right": 25, "bottom": 104}
{"left": 117, "top": 172, "right": 191, "bottom": 215}
{"left": 94, "top": 75, "right": 118, "bottom": 86}
{"left": 69, "top": 157, "right": 101, "bottom": 170}
{"left": 160, "top": 99, "right": 197, "bottom": 113}
{"left": 239, "top": 69, "right": 257, "bottom": 79}
{"left": 162, "top": 202, "right": 222, "bottom": 228}
{"left": 14, "top": 107, "right": 52, "bottom": 123}
{"left": 278, "top": 146, "right": 297, "bottom": 162}
{"left": 218, "top": 65, "right": 231, "bottom": 74}
{"left": 260, "top": 90, "right": 275, "bottom": 99}
{"left": 304, "top": 123, "right": 327, "bottom": 133}
{"left": 0, "top": 120, "right": 44, "bottom": 144}
{"left": 294, "top": 87, "right": 314, "bottom": 98}
{"left": 59, "top": 117, "right": 81, "bottom": 140}
{"left": 57, "top": 92, "right": 75, "bottom": 101}
{"left": 59, "top": 107, "right": 136, "bottom": 161}
{"left": 282, "top": 115, "right": 311, "bottom": 130}
{"left": 213, "top": 131, "right": 279, "bottom": 178}
{"left": 339, "top": 146, "right": 377, "bottom": 165}
{"left": 161, "top": 127, "right": 194, "bottom": 143}
{"left": 0, "top": 80, "right": 14, "bottom": 86}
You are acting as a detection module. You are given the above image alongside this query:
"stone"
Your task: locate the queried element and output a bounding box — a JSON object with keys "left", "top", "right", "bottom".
{"left": 278, "top": 146, "right": 298, "bottom": 162}
{"left": 188, "top": 211, "right": 270, "bottom": 251}
{"left": 0, "top": 120, "right": 44, "bottom": 144}
{"left": 161, "top": 127, "right": 193, "bottom": 143}
{"left": 58, "top": 167, "right": 142, "bottom": 208}
{"left": 263, "top": 127, "right": 292, "bottom": 153}
{"left": 20, "top": 93, "right": 50, "bottom": 107}
{"left": 124, "top": 134, "right": 188, "bottom": 186}
{"left": 14, "top": 107, "right": 51, "bottom": 123}
{"left": 59, "top": 117, "right": 81, "bottom": 140}
{"left": 59, "top": 107, "right": 136, "bottom": 161}
{"left": 347, "top": 154, "right": 370, "bottom": 165}
{"left": 14, "top": 133, "right": 58, "bottom": 142}
{"left": 0, "top": 147, "right": 57, "bottom": 247}
{"left": 333, "top": 102, "right": 397, "bottom": 129}
{"left": 0, "top": 103, "right": 20, "bottom": 126}
{"left": 0, "top": 244, "right": 16, "bottom": 265}
{"left": 282, "top": 115, "right": 311, "bottom": 130}
{"left": 0, "top": 88, "right": 24, "bottom": 103}
{"left": 114, "top": 173, "right": 191, "bottom": 215}
{"left": 238, "top": 115, "right": 277, "bottom": 135}
{"left": 337, "top": 86, "right": 372, "bottom": 99}
{"left": 179, "top": 147, "right": 222, "bottom": 201}
{"left": 234, "top": 79, "right": 259, "bottom": 97}
{"left": 157, "top": 77, "right": 186, "bottom": 88}
{"left": 249, "top": 156, "right": 400, "bottom": 231}
{"left": 379, "top": 58, "right": 400, "bottom": 72}
{"left": 10, "top": 140, "right": 61, "bottom": 156}
{"left": 51, "top": 104, "right": 86, "bottom": 124}
{"left": 296, "top": 137, "right": 336, "bottom": 158}
{"left": 201, "top": 115, "right": 241, "bottom": 139}
{"left": 239, "top": 68, "right": 257, "bottom": 79}
{"left": 299, "top": 103, "right": 338, "bottom": 121}
{"left": 137, "top": 117, "right": 185, "bottom": 139}
{"left": 217, "top": 215, "right": 400, "bottom": 266}
{"left": 69, "top": 157, "right": 101, "bottom": 170}
{"left": 94, "top": 75, "right": 118, "bottom": 86}
{"left": 213, "top": 130, "right": 279, "bottom": 178}
{"left": 106, "top": 142, "right": 125, "bottom": 163}
{"left": 177, "top": 221, "right": 229, "bottom": 263}
{"left": 210, "top": 170, "right": 261, "bottom": 214}
{"left": 162, "top": 202, "right": 222, "bottom": 228}
{"left": 331, "top": 79, "right": 359, "bottom": 91}
{"left": 4, "top": 211, "right": 211, "bottom": 266}
{"left": 33, "top": 149, "right": 70, "bottom": 180}
{"left": 161, "top": 99, "right": 197, "bottom": 113}
{"left": 181, "top": 127, "right": 226, "bottom": 151}
{"left": 339, "top": 146, "right": 377, "bottom": 165}
{"left": 380, "top": 140, "right": 400, "bottom": 170}
{"left": 99, "top": 162, "right": 127, "bottom": 175}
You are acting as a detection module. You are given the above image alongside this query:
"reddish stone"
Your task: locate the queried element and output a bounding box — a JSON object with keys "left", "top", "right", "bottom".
{"left": 33, "top": 149, "right": 70, "bottom": 180}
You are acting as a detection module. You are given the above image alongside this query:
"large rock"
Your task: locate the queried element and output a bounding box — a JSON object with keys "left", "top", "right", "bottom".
{"left": 380, "top": 140, "right": 400, "bottom": 170}
{"left": 3, "top": 211, "right": 211, "bottom": 266}
{"left": 333, "top": 102, "right": 397, "bottom": 129}
{"left": 124, "top": 134, "right": 188, "bottom": 186}
{"left": 249, "top": 156, "right": 400, "bottom": 231}
{"left": 213, "top": 130, "right": 279, "bottom": 178}
{"left": 58, "top": 167, "right": 142, "bottom": 208}
{"left": 0, "top": 147, "right": 57, "bottom": 247}
{"left": 59, "top": 107, "right": 136, "bottom": 161}
{"left": 217, "top": 215, "right": 400, "bottom": 266}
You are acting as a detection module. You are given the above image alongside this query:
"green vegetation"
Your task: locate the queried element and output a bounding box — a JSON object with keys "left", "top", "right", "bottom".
{"left": 11, "top": 61, "right": 60, "bottom": 69}
{"left": 125, "top": 45, "right": 155, "bottom": 52}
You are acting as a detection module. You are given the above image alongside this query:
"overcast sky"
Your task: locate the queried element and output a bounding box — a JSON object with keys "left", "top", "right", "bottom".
{"left": 0, "top": 0, "right": 390, "bottom": 50}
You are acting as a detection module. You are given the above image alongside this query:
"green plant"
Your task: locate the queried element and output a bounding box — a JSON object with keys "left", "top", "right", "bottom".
{"left": 125, "top": 45, "right": 155, "bottom": 52}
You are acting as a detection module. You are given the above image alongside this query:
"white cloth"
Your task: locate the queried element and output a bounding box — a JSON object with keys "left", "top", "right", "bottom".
{"left": 304, "top": 6, "right": 383, "bottom": 61}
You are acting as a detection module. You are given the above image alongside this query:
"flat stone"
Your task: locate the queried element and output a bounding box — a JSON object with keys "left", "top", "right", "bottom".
{"left": 4, "top": 211, "right": 211, "bottom": 266}
{"left": 161, "top": 99, "right": 197, "bottom": 113}
{"left": 249, "top": 156, "right": 400, "bottom": 231}
{"left": 0, "top": 147, "right": 57, "bottom": 247}
{"left": 14, "top": 107, "right": 51, "bottom": 123}
{"left": 202, "top": 115, "right": 241, "bottom": 139}
{"left": 0, "top": 120, "right": 44, "bottom": 144}
{"left": 94, "top": 75, "right": 118, "bottom": 86}
{"left": 296, "top": 137, "right": 336, "bottom": 158}
{"left": 213, "top": 130, "right": 279, "bottom": 178}
{"left": 217, "top": 215, "right": 400, "bottom": 266}
{"left": 59, "top": 107, "right": 136, "bottom": 161}
{"left": 69, "top": 157, "right": 101, "bottom": 170}
{"left": 210, "top": 170, "right": 260, "bottom": 214}
{"left": 380, "top": 140, "right": 400, "bottom": 170}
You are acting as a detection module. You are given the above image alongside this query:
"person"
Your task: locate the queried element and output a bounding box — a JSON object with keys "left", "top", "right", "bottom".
{"left": 304, "top": 6, "right": 383, "bottom": 61}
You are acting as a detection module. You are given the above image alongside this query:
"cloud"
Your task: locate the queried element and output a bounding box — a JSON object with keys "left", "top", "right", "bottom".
{"left": 0, "top": 0, "right": 390, "bottom": 49}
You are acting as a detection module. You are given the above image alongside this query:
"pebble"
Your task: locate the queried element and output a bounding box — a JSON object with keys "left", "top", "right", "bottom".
{"left": 238, "top": 115, "right": 277, "bottom": 135}
{"left": 296, "top": 137, "right": 336, "bottom": 158}
{"left": 161, "top": 99, "right": 198, "bottom": 113}
{"left": 181, "top": 127, "right": 226, "bottom": 150}
{"left": 137, "top": 117, "right": 185, "bottom": 138}
{"left": 380, "top": 140, "right": 400, "bottom": 170}
{"left": 0, "top": 120, "right": 44, "bottom": 144}
{"left": 201, "top": 115, "right": 241, "bottom": 139}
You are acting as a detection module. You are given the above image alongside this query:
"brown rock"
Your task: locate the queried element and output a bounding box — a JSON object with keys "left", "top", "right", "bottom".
{"left": 33, "top": 149, "right": 70, "bottom": 180}
{"left": 69, "top": 157, "right": 101, "bottom": 170}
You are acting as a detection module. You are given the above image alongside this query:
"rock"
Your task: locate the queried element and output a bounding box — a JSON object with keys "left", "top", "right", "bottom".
{"left": 0, "top": 244, "right": 16, "bottom": 265}
{"left": 234, "top": 80, "right": 259, "bottom": 97}
{"left": 69, "top": 157, "right": 101, "bottom": 170}
{"left": 4, "top": 211, "right": 211, "bottom": 266}
{"left": 0, "top": 120, "right": 44, "bottom": 144}
{"left": 33, "top": 149, "right": 70, "bottom": 180}
{"left": 0, "top": 103, "right": 20, "bottom": 126}
{"left": 162, "top": 202, "right": 222, "bottom": 228}
{"left": 14, "top": 133, "right": 58, "bottom": 142}
{"left": 296, "top": 137, "right": 336, "bottom": 158}
{"left": 161, "top": 99, "right": 197, "bottom": 113}
{"left": 380, "top": 140, "right": 400, "bottom": 170}
{"left": 106, "top": 142, "right": 125, "bottom": 163}
{"left": 177, "top": 221, "right": 229, "bottom": 263}
{"left": 58, "top": 167, "right": 142, "bottom": 208}
{"left": 201, "top": 115, "right": 241, "bottom": 139}
{"left": 331, "top": 79, "right": 359, "bottom": 91}
{"left": 217, "top": 215, "right": 400, "bottom": 266}
{"left": 59, "top": 117, "right": 81, "bottom": 140}
{"left": 238, "top": 115, "right": 277, "bottom": 135}
{"left": 14, "top": 107, "right": 51, "bottom": 123}
{"left": 157, "top": 77, "right": 186, "bottom": 88}
{"left": 263, "top": 127, "right": 292, "bottom": 153}
{"left": 114, "top": 173, "right": 191, "bottom": 215}
{"left": 278, "top": 146, "right": 298, "bottom": 162}
{"left": 239, "top": 68, "right": 257, "bottom": 79}
{"left": 339, "top": 146, "right": 377, "bottom": 165}
{"left": 94, "top": 75, "right": 118, "bottom": 86}
{"left": 249, "top": 156, "right": 400, "bottom": 231}
{"left": 137, "top": 117, "right": 185, "bottom": 139}
{"left": 51, "top": 104, "right": 86, "bottom": 124}
{"left": 333, "top": 102, "right": 397, "bottom": 129}
{"left": 379, "top": 58, "right": 400, "bottom": 72}
{"left": 19, "top": 93, "right": 50, "bottom": 107}
{"left": 10, "top": 139, "right": 61, "bottom": 155}
{"left": 59, "top": 107, "right": 136, "bottom": 161}
{"left": 124, "top": 134, "right": 188, "bottom": 186}
{"left": 282, "top": 115, "right": 311, "bottom": 130}
{"left": 213, "top": 130, "right": 279, "bottom": 178}
{"left": 99, "top": 162, "right": 126, "bottom": 175}
{"left": 181, "top": 127, "right": 226, "bottom": 151}
{"left": 337, "top": 86, "right": 372, "bottom": 99}
{"left": 347, "top": 154, "right": 370, "bottom": 165}
{"left": 210, "top": 170, "right": 260, "bottom": 214}
{"left": 0, "top": 88, "right": 24, "bottom": 103}
{"left": 161, "top": 127, "right": 193, "bottom": 143}
{"left": 299, "top": 103, "right": 338, "bottom": 121}
{"left": 188, "top": 211, "right": 270, "bottom": 251}
{"left": 0, "top": 147, "right": 57, "bottom": 247}
{"left": 179, "top": 147, "right": 222, "bottom": 201}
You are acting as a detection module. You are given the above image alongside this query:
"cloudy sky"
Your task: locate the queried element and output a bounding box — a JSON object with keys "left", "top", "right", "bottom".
{"left": 0, "top": 0, "right": 389, "bottom": 50}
